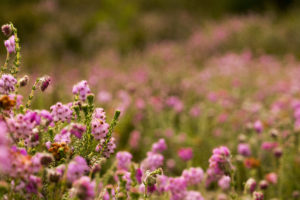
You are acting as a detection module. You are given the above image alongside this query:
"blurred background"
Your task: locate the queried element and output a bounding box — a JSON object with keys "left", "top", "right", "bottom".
{"left": 1, "top": 0, "right": 300, "bottom": 73}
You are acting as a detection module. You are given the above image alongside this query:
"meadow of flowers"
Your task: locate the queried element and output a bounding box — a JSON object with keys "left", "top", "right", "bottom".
{"left": 1, "top": 16, "right": 300, "bottom": 200}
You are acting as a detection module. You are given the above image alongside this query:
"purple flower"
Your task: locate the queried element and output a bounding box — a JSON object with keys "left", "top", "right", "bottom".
{"left": 135, "top": 168, "right": 143, "bottom": 184}
{"left": 208, "top": 146, "right": 231, "bottom": 176}
{"left": 0, "top": 74, "right": 17, "bottom": 94}
{"left": 182, "top": 167, "right": 204, "bottom": 186}
{"left": 7, "top": 112, "right": 39, "bottom": 144}
{"left": 167, "top": 177, "right": 187, "bottom": 200}
{"left": 238, "top": 143, "right": 251, "bottom": 157}
{"left": 67, "top": 156, "right": 89, "bottom": 183}
{"left": 72, "top": 80, "right": 91, "bottom": 101}
{"left": 151, "top": 138, "right": 167, "bottom": 153}
{"left": 245, "top": 178, "right": 257, "bottom": 193}
{"left": 253, "top": 120, "right": 263, "bottom": 134}
{"left": 50, "top": 102, "right": 73, "bottom": 122}
{"left": 69, "top": 123, "right": 86, "bottom": 139}
{"left": 91, "top": 119, "right": 109, "bottom": 140}
{"left": 54, "top": 128, "right": 71, "bottom": 144}
{"left": 4, "top": 35, "right": 15, "bottom": 53}
{"left": 185, "top": 191, "right": 204, "bottom": 200}
{"left": 40, "top": 76, "right": 51, "bottom": 92}
{"left": 253, "top": 191, "right": 264, "bottom": 200}
{"left": 156, "top": 175, "right": 169, "bottom": 193}
{"left": 92, "top": 108, "right": 106, "bottom": 121}
{"left": 218, "top": 175, "right": 231, "bottom": 191}
{"left": 178, "top": 148, "right": 193, "bottom": 161}
{"left": 95, "top": 137, "right": 116, "bottom": 158}
{"left": 141, "top": 152, "right": 164, "bottom": 172}
{"left": 26, "top": 175, "right": 41, "bottom": 194}
{"left": 70, "top": 176, "right": 95, "bottom": 200}
{"left": 116, "top": 151, "right": 132, "bottom": 171}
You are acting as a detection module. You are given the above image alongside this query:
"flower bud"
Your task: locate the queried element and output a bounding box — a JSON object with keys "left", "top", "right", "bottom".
{"left": 259, "top": 180, "right": 269, "bottom": 190}
{"left": 273, "top": 147, "right": 283, "bottom": 158}
{"left": 40, "top": 76, "right": 51, "bottom": 92}
{"left": 245, "top": 178, "right": 257, "bottom": 193}
{"left": 19, "top": 75, "right": 29, "bottom": 87}
{"left": 253, "top": 191, "right": 264, "bottom": 200}
{"left": 40, "top": 153, "right": 54, "bottom": 166}
{"left": 1, "top": 24, "right": 12, "bottom": 36}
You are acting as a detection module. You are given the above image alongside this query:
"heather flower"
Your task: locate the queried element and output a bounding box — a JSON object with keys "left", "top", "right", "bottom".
{"left": 0, "top": 74, "right": 17, "bottom": 94}
{"left": 95, "top": 137, "right": 116, "bottom": 158}
{"left": 178, "top": 147, "right": 193, "bottom": 161}
{"left": 67, "top": 156, "right": 89, "bottom": 183}
{"left": 19, "top": 75, "right": 29, "bottom": 87}
{"left": 259, "top": 180, "right": 269, "bottom": 190}
{"left": 68, "top": 123, "right": 86, "bottom": 139}
{"left": 141, "top": 152, "right": 164, "bottom": 172}
{"left": 70, "top": 176, "right": 95, "bottom": 200}
{"left": 182, "top": 167, "right": 204, "bottom": 186}
{"left": 253, "top": 191, "right": 264, "bottom": 200}
{"left": 92, "top": 108, "right": 107, "bottom": 121}
{"left": 156, "top": 175, "right": 169, "bottom": 193}
{"left": 218, "top": 175, "right": 230, "bottom": 191}
{"left": 265, "top": 172, "right": 277, "bottom": 184}
{"left": 237, "top": 143, "right": 251, "bottom": 157}
{"left": 26, "top": 175, "right": 41, "bottom": 194}
{"left": 4, "top": 35, "right": 15, "bottom": 53}
{"left": 54, "top": 128, "right": 71, "bottom": 144}
{"left": 261, "top": 142, "right": 278, "bottom": 151}
{"left": 91, "top": 118, "right": 109, "bottom": 140}
{"left": 167, "top": 177, "right": 187, "bottom": 200}
{"left": 151, "top": 138, "right": 167, "bottom": 153}
{"left": 50, "top": 102, "right": 73, "bottom": 122}
{"left": 7, "top": 112, "right": 39, "bottom": 142}
{"left": 273, "top": 147, "right": 283, "bottom": 158}
{"left": 253, "top": 120, "right": 263, "bottom": 134}
{"left": 39, "top": 110, "right": 53, "bottom": 126}
{"left": 116, "top": 151, "right": 132, "bottom": 171}
{"left": 72, "top": 80, "right": 91, "bottom": 101}
{"left": 208, "top": 146, "right": 231, "bottom": 175}
{"left": 40, "top": 76, "right": 51, "bottom": 92}
{"left": 245, "top": 178, "right": 256, "bottom": 193}
{"left": 135, "top": 168, "right": 143, "bottom": 184}
{"left": 1, "top": 24, "right": 12, "bottom": 36}
{"left": 185, "top": 191, "right": 204, "bottom": 200}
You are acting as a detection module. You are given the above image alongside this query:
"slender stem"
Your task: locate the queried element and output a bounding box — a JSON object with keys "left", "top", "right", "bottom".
{"left": 2, "top": 51, "right": 10, "bottom": 74}
{"left": 26, "top": 78, "right": 40, "bottom": 109}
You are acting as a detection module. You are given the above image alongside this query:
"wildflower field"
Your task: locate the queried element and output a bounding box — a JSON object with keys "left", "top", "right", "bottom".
{"left": 1, "top": 1, "right": 300, "bottom": 200}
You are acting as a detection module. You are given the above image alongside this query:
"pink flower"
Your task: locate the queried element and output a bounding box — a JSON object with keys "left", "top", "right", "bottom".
{"left": 253, "top": 120, "right": 263, "bottom": 134}
{"left": 151, "top": 138, "right": 167, "bottom": 153}
{"left": 116, "top": 151, "right": 132, "bottom": 171}
{"left": 70, "top": 176, "right": 95, "bottom": 200}
{"left": 265, "top": 172, "right": 277, "bottom": 185}
{"left": 218, "top": 175, "right": 230, "bottom": 190}
{"left": 182, "top": 167, "right": 204, "bottom": 186}
{"left": 4, "top": 35, "right": 15, "bottom": 53}
{"left": 238, "top": 143, "right": 251, "bottom": 157}
{"left": 178, "top": 148, "right": 193, "bottom": 161}
{"left": 72, "top": 80, "right": 91, "bottom": 101}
